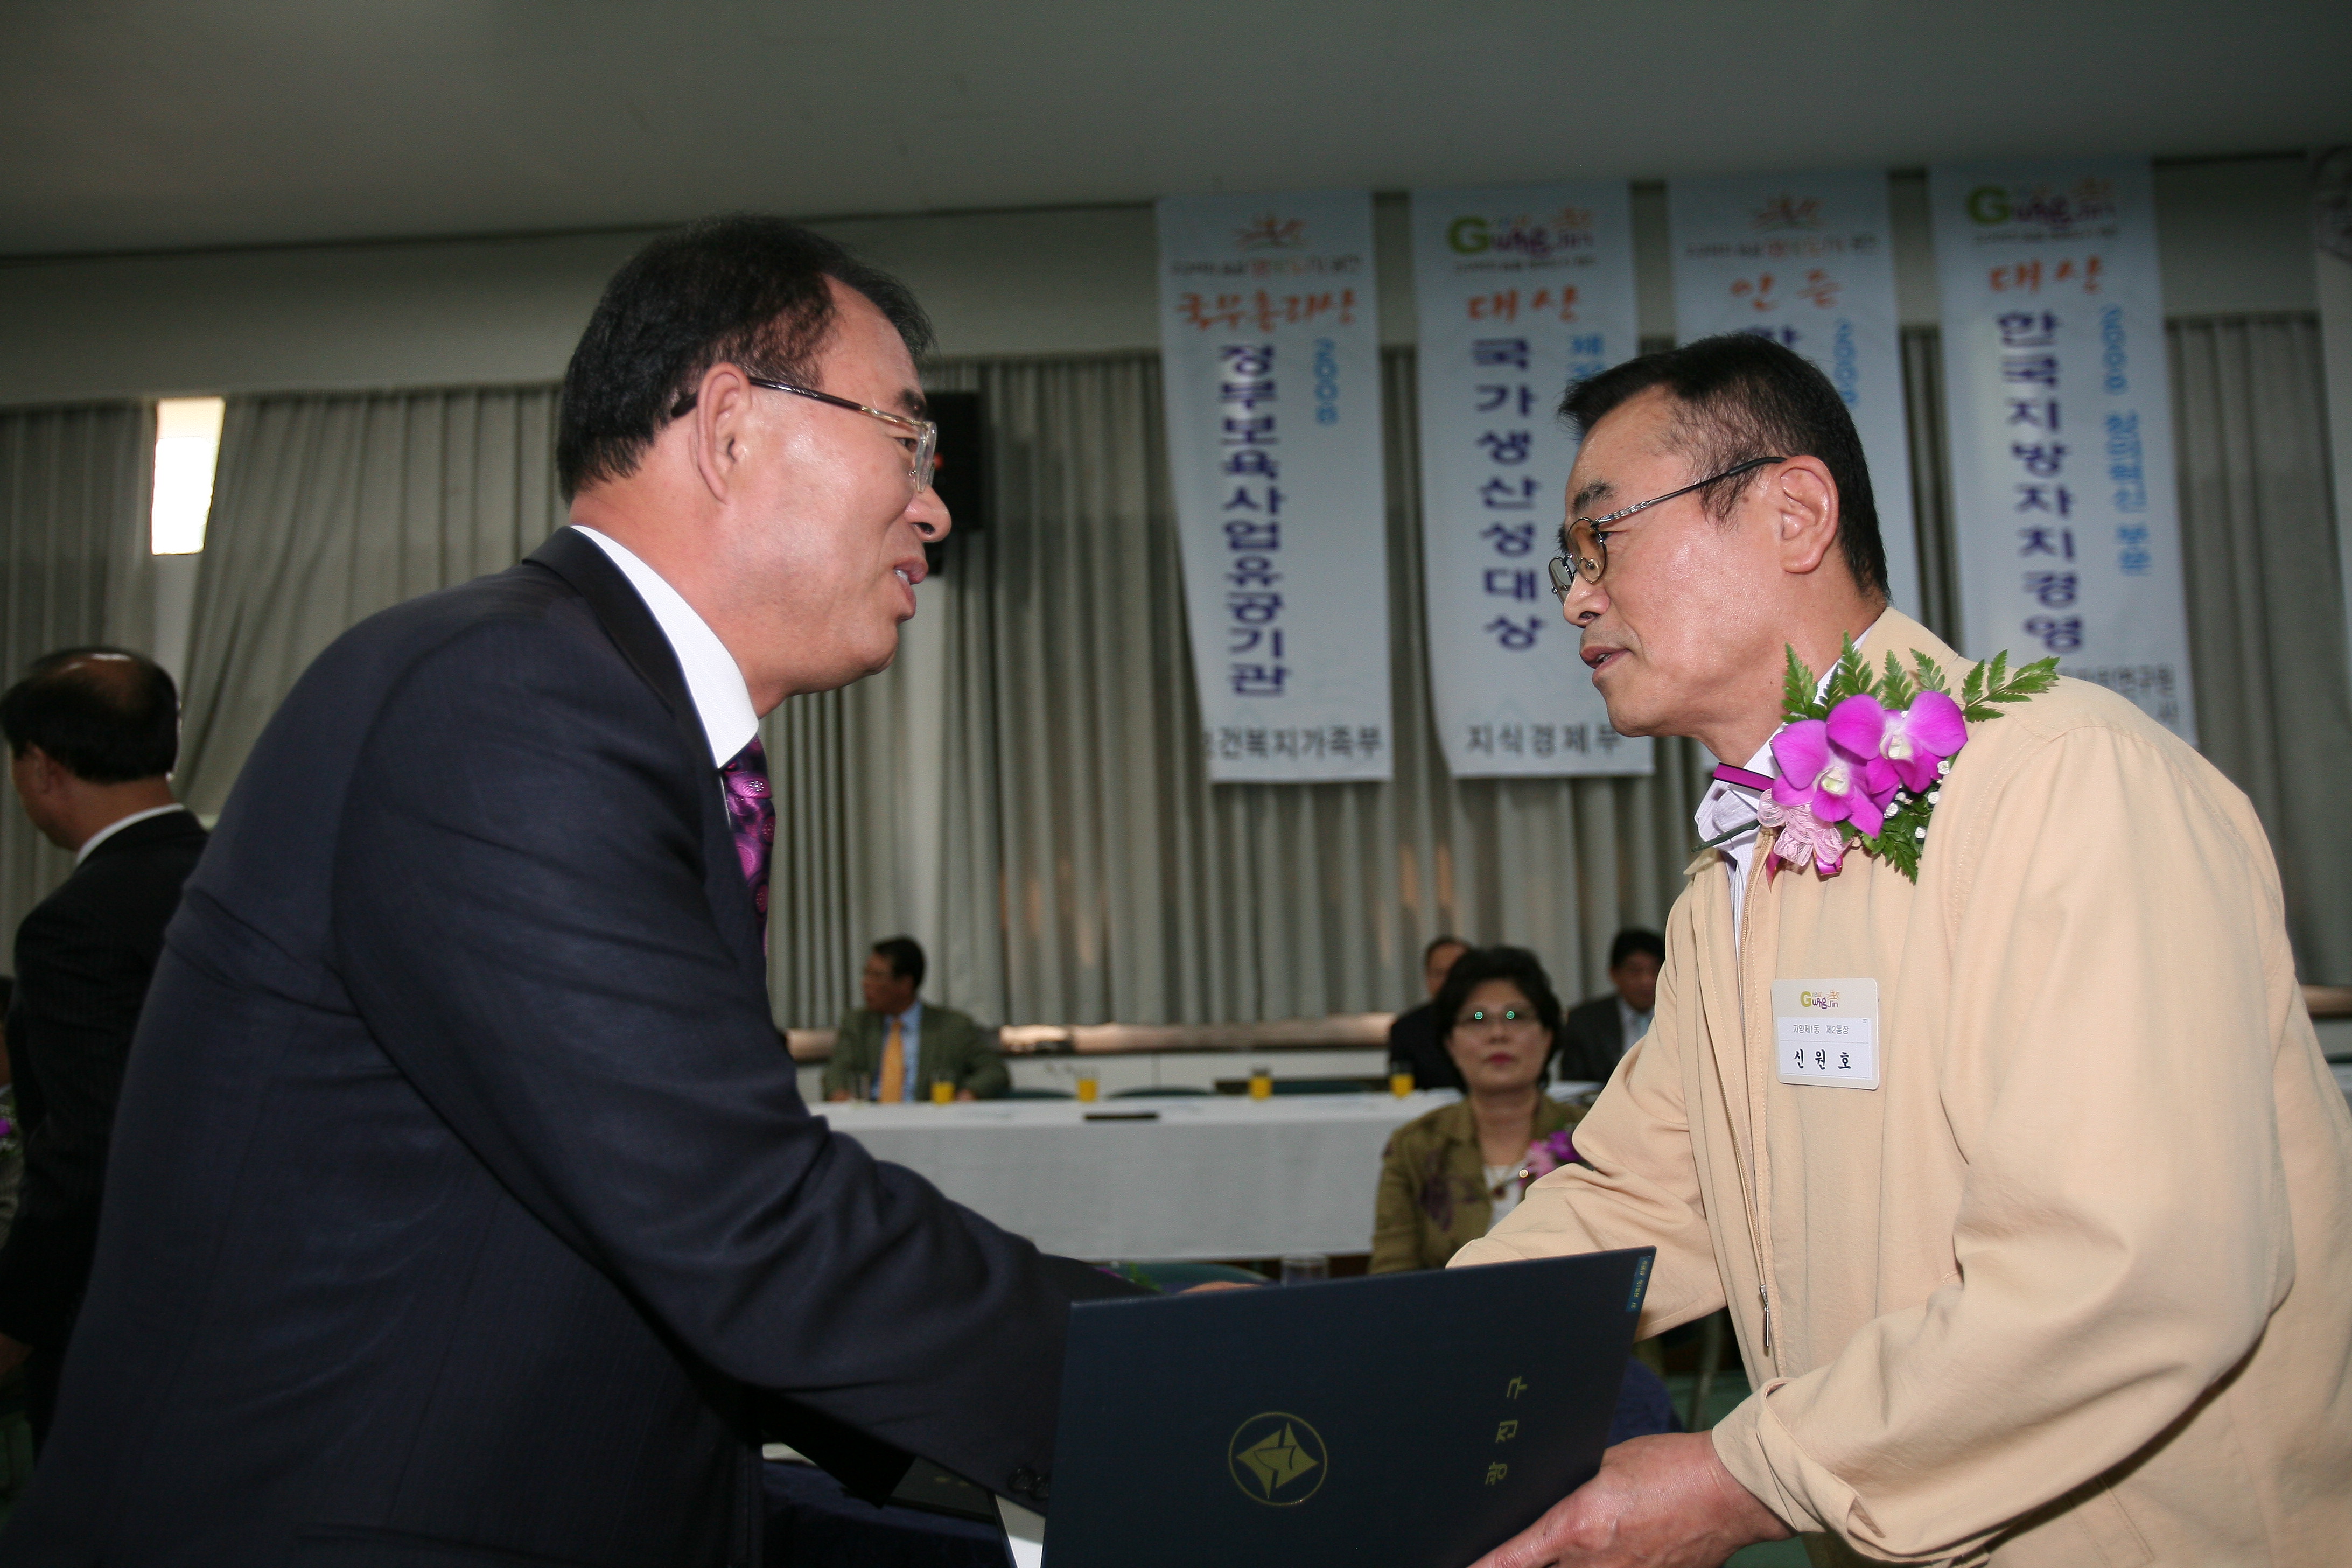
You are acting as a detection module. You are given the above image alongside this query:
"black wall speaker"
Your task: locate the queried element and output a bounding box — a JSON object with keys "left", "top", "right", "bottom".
{"left": 925, "top": 390, "right": 986, "bottom": 574}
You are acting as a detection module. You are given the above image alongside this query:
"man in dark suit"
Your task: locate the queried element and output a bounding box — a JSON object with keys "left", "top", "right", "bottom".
{"left": 1553, "top": 927, "right": 1664, "bottom": 1084}
{"left": 1, "top": 219, "right": 1123, "bottom": 1567}
{"left": 0, "top": 648, "right": 207, "bottom": 1448}
{"left": 825, "top": 936, "right": 1008, "bottom": 1101}
{"left": 1385, "top": 934, "right": 1471, "bottom": 1092}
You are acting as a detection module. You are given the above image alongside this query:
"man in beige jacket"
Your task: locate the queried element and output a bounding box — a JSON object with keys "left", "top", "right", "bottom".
{"left": 1458, "top": 333, "right": 2352, "bottom": 1567}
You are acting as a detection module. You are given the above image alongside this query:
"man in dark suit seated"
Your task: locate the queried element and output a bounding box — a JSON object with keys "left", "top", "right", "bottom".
{"left": 1385, "top": 934, "right": 1471, "bottom": 1092}
{"left": 824, "top": 936, "right": 1007, "bottom": 1101}
{"left": 0, "top": 648, "right": 207, "bottom": 1449}
{"left": 0, "top": 219, "right": 1125, "bottom": 1567}
{"left": 1554, "top": 927, "right": 1664, "bottom": 1084}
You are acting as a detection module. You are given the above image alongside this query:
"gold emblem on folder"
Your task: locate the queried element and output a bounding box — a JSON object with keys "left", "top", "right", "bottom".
{"left": 1227, "top": 1412, "right": 1328, "bottom": 1506}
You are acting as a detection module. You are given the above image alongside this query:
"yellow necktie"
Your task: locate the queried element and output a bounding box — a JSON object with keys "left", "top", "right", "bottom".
{"left": 878, "top": 1016, "right": 905, "bottom": 1103}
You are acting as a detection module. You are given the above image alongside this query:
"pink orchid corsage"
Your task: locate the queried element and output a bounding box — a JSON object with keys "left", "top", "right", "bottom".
{"left": 1749, "top": 641, "right": 2056, "bottom": 883}
{"left": 1768, "top": 688, "right": 1966, "bottom": 873}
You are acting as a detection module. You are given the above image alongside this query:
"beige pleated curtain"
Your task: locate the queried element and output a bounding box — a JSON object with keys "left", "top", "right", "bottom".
{"left": 174, "top": 386, "right": 568, "bottom": 814}
{"left": 0, "top": 403, "right": 156, "bottom": 942}
{"left": 2168, "top": 317, "right": 2352, "bottom": 978}
{"left": 146, "top": 319, "right": 2352, "bottom": 1031}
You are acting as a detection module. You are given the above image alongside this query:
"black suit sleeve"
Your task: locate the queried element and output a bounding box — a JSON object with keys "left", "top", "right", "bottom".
{"left": 0, "top": 898, "right": 150, "bottom": 1348}
{"left": 331, "top": 619, "right": 1076, "bottom": 1503}
{"left": 1553, "top": 997, "right": 1624, "bottom": 1085}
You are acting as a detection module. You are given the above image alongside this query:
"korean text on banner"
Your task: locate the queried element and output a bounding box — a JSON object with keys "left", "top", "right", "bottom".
{"left": 1156, "top": 191, "right": 1392, "bottom": 782}
{"left": 1410, "top": 183, "right": 1651, "bottom": 778}
{"left": 1929, "top": 160, "right": 2196, "bottom": 743}
{"left": 1667, "top": 173, "right": 1921, "bottom": 616}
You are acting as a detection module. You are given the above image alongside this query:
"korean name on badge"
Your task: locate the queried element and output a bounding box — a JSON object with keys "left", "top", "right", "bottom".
{"left": 1772, "top": 978, "right": 1880, "bottom": 1090}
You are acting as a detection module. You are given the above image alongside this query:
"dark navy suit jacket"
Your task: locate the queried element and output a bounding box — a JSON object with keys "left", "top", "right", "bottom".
{"left": 0, "top": 809, "right": 207, "bottom": 1354}
{"left": 0, "top": 531, "right": 1087, "bottom": 1567}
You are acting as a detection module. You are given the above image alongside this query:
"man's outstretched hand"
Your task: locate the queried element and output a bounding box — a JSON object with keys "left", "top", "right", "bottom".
{"left": 1466, "top": 1432, "right": 1793, "bottom": 1568}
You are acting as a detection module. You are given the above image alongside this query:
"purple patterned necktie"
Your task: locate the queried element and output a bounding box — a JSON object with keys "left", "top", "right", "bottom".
{"left": 720, "top": 736, "right": 775, "bottom": 940}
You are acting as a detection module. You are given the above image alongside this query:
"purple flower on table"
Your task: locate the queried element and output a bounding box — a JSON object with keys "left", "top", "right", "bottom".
{"left": 1770, "top": 718, "right": 1887, "bottom": 838}
{"left": 1826, "top": 690, "right": 1967, "bottom": 796}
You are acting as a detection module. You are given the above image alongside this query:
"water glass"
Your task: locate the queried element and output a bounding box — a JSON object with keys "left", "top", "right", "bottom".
{"left": 1280, "top": 1254, "right": 1329, "bottom": 1285}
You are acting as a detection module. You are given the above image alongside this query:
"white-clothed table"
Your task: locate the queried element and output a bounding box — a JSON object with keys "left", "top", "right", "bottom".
{"left": 823, "top": 1087, "right": 1590, "bottom": 1261}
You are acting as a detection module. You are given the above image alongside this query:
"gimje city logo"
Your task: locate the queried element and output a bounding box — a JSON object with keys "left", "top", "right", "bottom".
{"left": 1234, "top": 213, "right": 1308, "bottom": 251}
{"left": 1227, "top": 1411, "right": 1329, "bottom": 1506}
{"left": 1749, "top": 194, "right": 1824, "bottom": 232}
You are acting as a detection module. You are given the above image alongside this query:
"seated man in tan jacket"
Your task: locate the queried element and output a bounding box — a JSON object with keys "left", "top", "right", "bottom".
{"left": 1458, "top": 334, "right": 2352, "bottom": 1567}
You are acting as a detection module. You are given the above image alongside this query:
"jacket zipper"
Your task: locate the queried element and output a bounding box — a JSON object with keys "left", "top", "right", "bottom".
{"left": 1737, "top": 828, "right": 1777, "bottom": 1373}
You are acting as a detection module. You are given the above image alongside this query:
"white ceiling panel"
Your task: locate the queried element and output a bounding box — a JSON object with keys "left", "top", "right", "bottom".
{"left": 3, "top": 0, "right": 2347, "bottom": 256}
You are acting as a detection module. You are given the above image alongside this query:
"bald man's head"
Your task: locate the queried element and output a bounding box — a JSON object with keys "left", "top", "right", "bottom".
{"left": 0, "top": 647, "right": 180, "bottom": 782}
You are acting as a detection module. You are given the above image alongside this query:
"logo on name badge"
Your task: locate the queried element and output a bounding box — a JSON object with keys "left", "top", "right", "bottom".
{"left": 1228, "top": 1412, "right": 1328, "bottom": 1506}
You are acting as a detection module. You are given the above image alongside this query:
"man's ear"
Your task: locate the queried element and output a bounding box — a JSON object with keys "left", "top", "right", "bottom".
{"left": 688, "top": 362, "right": 757, "bottom": 503}
{"left": 1768, "top": 457, "right": 1842, "bottom": 577}
{"left": 17, "top": 746, "right": 62, "bottom": 797}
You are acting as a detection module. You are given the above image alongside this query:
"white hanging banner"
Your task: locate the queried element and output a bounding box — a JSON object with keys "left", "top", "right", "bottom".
{"left": 1667, "top": 172, "right": 1921, "bottom": 615}
{"left": 1156, "top": 191, "right": 1392, "bottom": 782}
{"left": 1929, "top": 160, "right": 2196, "bottom": 743}
{"left": 1410, "top": 183, "right": 1652, "bottom": 777}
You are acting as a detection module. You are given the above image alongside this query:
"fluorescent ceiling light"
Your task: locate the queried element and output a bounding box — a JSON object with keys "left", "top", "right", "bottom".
{"left": 152, "top": 397, "right": 224, "bottom": 555}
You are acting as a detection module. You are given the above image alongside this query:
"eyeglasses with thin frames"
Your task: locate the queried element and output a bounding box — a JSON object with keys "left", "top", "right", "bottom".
{"left": 742, "top": 376, "right": 939, "bottom": 497}
{"left": 1548, "top": 454, "right": 1785, "bottom": 599}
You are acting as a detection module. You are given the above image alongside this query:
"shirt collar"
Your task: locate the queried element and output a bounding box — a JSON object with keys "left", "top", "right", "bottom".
{"left": 1691, "top": 612, "right": 1887, "bottom": 850}
{"left": 569, "top": 525, "right": 759, "bottom": 766}
{"left": 76, "top": 803, "right": 188, "bottom": 866}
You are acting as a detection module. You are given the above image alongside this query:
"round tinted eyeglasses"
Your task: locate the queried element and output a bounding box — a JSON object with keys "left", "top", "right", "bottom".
{"left": 1548, "top": 455, "right": 1785, "bottom": 598}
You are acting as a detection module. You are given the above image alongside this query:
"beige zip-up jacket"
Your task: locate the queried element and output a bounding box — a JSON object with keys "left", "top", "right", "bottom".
{"left": 1456, "top": 612, "right": 2352, "bottom": 1565}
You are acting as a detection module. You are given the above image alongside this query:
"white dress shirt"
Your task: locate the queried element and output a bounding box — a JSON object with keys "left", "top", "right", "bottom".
{"left": 75, "top": 803, "right": 191, "bottom": 866}
{"left": 1616, "top": 996, "right": 1653, "bottom": 1051}
{"left": 1691, "top": 732, "right": 1781, "bottom": 949}
{"left": 570, "top": 525, "right": 759, "bottom": 767}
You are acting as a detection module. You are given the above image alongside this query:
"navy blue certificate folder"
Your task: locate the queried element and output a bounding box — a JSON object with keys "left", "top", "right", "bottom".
{"left": 1039, "top": 1248, "right": 1655, "bottom": 1568}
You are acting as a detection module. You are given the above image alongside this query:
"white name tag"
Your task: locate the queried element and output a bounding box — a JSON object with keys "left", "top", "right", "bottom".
{"left": 1773, "top": 978, "right": 1880, "bottom": 1089}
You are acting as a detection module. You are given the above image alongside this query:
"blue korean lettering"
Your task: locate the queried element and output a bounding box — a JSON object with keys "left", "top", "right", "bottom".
{"left": 1479, "top": 477, "right": 1541, "bottom": 510}
{"left": 1484, "top": 616, "right": 1543, "bottom": 650}
{"left": 1481, "top": 521, "right": 1536, "bottom": 557}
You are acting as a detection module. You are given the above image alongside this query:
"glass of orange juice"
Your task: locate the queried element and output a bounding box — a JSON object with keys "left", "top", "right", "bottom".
{"left": 930, "top": 1079, "right": 955, "bottom": 1105}
{"left": 1075, "top": 1069, "right": 1100, "bottom": 1103}
{"left": 1248, "top": 1066, "right": 1273, "bottom": 1100}
{"left": 1389, "top": 1066, "right": 1415, "bottom": 1097}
